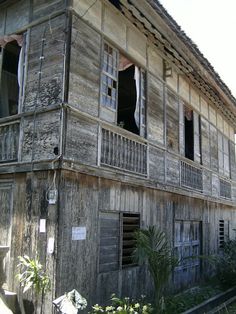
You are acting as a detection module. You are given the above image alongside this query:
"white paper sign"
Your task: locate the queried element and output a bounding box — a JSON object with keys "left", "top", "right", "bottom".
{"left": 72, "top": 227, "right": 86, "bottom": 241}
{"left": 47, "top": 237, "right": 55, "bottom": 254}
{"left": 39, "top": 219, "right": 46, "bottom": 233}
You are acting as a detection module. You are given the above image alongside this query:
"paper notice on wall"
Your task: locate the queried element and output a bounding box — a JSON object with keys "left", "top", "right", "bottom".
{"left": 39, "top": 219, "right": 46, "bottom": 233}
{"left": 72, "top": 227, "right": 86, "bottom": 241}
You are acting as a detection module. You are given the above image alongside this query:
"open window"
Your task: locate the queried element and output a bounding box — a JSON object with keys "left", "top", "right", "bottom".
{"left": 101, "top": 42, "right": 146, "bottom": 137}
{"left": 0, "top": 34, "right": 25, "bottom": 118}
{"left": 182, "top": 105, "right": 201, "bottom": 163}
{"left": 184, "top": 106, "right": 194, "bottom": 160}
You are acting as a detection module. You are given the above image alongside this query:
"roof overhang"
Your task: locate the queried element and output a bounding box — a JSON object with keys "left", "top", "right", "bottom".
{"left": 119, "top": 0, "right": 236, "bottom": 128}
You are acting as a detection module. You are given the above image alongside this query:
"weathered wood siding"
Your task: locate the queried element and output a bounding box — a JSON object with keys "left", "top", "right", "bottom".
{"left": 55, "top": 171, "right": 236, "bottom": 305}
{"left": 201, "top": 117, "right": 210, "bottom": 168}
{"left": 147, "top": 75, "right": 164, "bottom": 145}
{"left": 210, "top": 125, "right": 218, "bottom": 172}
{"left": 69, "top": 16, "right": 101, "bottom": 117}
{"left": 0, "top": 171, "right": 58, "bottom": 314}
{"left": 23, "top": 14, "right": 66, "bottom": 112}
{"left": 149, "top": 146, "right": 165, "bottom": 182}
{"left": 0, "top": 0, "right": 66, "bottom": 36}
{"left": 20, "top": 110, "right": 61, "bottom": 162}
{"left": 56, "top": 171, "right": 99, "bottom": 306}
{"left": 166, "top": 88, "right": 179, "bottom": 153}
{"left": 65, "top": 110, "right": 98, "bottom": 165}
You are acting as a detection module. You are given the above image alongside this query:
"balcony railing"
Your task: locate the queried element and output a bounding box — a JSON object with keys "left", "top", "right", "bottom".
{"left": 219, "top": 179, "right": 231, "bottom": 199}
{"left": 181, "top": 160, "right": 203, "bottom": 191}
{"left": 0, "top": 121, "right": 20, "bottom": 162}
{"left": 101, "top": 128, "right": 147, "bottom": 175}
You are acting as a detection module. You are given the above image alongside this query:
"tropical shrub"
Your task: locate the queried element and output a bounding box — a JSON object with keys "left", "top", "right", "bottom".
{"left": 16, "top": 255, "right": 50, "bottom": 295}
{"left": 134, "top": 226, "right": 178, "bottom": 311}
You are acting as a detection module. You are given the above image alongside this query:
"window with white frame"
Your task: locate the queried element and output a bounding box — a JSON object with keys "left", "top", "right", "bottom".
{"left": 101, "top": 42, "right": 146, "bottom": 137}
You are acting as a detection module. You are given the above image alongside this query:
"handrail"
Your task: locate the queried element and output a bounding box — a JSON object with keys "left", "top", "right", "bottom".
{"left": 101, "top": 127, "right": 147, "bottom": 175}
{"left": 180, "top": 160, "right": 203, "bottom": 191}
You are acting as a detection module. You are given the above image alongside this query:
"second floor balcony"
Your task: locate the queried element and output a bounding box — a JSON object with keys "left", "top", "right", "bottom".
{"left": 100, "top": 127, "right": 147, "bottom": 176}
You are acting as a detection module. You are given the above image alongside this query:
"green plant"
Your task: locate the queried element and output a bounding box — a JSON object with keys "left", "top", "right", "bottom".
{"left": 16, "top": 255, "right": 50, "bottom": 295}
{"left": 216, "top": 239, "right": 236, "bottom": 287}
{"left": 165, "top": 285, "right": 223, "bottom": 313}
{"left": 134, "top": 226, "right": 178, "bottom": 312}
{"left": 90, "top": 294, "right": 152, "bottom": 314}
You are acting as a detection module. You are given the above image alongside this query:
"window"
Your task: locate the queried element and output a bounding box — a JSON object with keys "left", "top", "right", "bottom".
{"left": 219, "top": 220, "right": 229, "bottom": 248}
{"left": 218, "top": 132, "right": 230, "bottom": 177}
{"left": 101, "top": 42, "right": 146, "bottom": 136}
{"left": 182, "top": 106, "right": 201, "bottom": 162}
{"left": 184, "top": 107, "right": 194, "bottom": 160}
{"left": 122, "top": 213, "right": 140, "bottom": 267}
{"left": 0, "top": 34, "right": 26, "bottom": 118}
{"left": 99, "top": 212, "right": 140, "bottom": 273}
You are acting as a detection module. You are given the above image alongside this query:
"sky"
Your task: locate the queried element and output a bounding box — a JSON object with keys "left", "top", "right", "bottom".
{"left": 158, "top": 0, "right": 236, "bottom": 98}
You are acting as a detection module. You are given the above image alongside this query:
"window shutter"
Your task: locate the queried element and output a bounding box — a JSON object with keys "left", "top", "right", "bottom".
{"left": 99, "top": 212, "right": 120, "bottom": 273}
{"left": 229, "top": 140, "right": 236, "bottom": 181}
{"left": 219, "top": 220, "right": 225, "bottom": 248}
{"left": 223, "top": 137, "right": 230, "bottom": 177}
{"left": 0, "top": 48, "right": 3, "bottom": 114}
{"left": 210, "top": 124, "right": 218, "bottom": 172}
{"left": 200, "top": 117, "right": 210, "bottom": 167}
{"left": 193, "top": 111, "right": 200, "bottom": 163}
{"left": 179, "top": 100, "right": 185, "bottom": 155}
{"left": 139, "top": 70, "right": 146, "bottom": 137}
{"left": 122, "top": 213, "right": 140, "bottom": 267}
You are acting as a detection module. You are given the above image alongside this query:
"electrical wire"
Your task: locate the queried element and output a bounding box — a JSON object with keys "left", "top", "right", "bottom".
{"left": 46, "top": 155, "right": 62, "bottom": 202}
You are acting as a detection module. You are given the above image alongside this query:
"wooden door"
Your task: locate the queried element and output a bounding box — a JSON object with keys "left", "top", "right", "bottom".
{"left": 174, "top": 220, "right": 201, "bottom": 289}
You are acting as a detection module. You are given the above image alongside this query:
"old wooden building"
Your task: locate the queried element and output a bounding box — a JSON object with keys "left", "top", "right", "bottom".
{"left": 0, "top": 0, "right": 236, "bottom": 312}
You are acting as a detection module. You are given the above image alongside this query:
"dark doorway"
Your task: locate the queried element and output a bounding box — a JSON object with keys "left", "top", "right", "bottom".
{"left": 184, "top": 107, "right": 194, "bottom": 160}
{"left": 117, "top": 65, "right": 139, "bottom": 135}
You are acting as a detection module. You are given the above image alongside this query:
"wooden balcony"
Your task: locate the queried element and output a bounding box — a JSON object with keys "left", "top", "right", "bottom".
{"left": 100, "top": 127, "right": 147, "bottom": 175}
{"left": 0, "top": 121, "right": 20, "bottom": 162}
{"left": 181, "top": 160, "right": 203, "bottom": 191}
